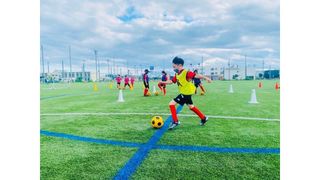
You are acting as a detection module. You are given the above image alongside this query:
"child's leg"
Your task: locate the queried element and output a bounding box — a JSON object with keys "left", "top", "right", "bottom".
{"left": 199, "top": 84, "right": 206, "bottom": 92}
{"left": 158, "top": 82, "right": 163, "bottom": 91}
{"left": 188, "top": 104, "right": 205, "bottom": 120}
{"left": 163, "top": 87, "right": 166, "bottom": 96}
{"left": 169, "top": 100, "right": 178, "bottom": 123}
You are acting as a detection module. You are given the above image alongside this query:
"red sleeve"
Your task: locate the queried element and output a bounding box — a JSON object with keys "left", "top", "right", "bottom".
{"left": 186, "top": 71, "right": 195, "bottom": 81}
{"left": 171, "top": 75, "right": 177, "bottom": 83}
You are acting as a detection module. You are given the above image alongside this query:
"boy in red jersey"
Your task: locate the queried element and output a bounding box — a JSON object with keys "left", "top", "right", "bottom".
{"left": 115, "top": 74, "right": 122, "bottom": 89}
{"left": 143, "top": 69, "right": 150, "bottom": 96}
{"left": 158, "top": 70, "right": 170, "bottom": 96}
{"left": 193, "top": 69, "right": 206, "bottom": 94}
{"left": 123, "top": 75, "right": 130, "bottom": 89}
{"left": 159, "top": 57, "right": 211, "bottom": 130}
{"left": 130, "top": 76, "right": 135, "bottom": 88}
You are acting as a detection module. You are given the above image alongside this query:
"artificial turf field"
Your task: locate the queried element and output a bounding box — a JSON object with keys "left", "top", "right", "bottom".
{"left": 40, "top": 80, "right": 280, "bottom": 179}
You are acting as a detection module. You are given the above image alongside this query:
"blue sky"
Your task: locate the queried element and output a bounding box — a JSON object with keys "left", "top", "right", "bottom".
{"left": 40, "top": 0, "right": 279, "bottom": 74}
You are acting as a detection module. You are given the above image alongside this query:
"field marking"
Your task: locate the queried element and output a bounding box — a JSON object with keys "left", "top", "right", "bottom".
{"left": 155, "top": 145, "right": 279, "bottom": 154}
{"left": 41, "top": 112, "right": 280, "bottom": 121}
{"left": 40, "top": 130, "right": 280, "bottom": 154}
{"left": 113, "top": 105, "right": 184, "bottom": 180}
{"left": 40, "top": 130, "right": 141, "bottom": 147}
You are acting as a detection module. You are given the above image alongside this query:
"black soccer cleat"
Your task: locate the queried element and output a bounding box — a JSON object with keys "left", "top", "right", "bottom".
{"left": 200, "top": 116, "right": 209, "bottom": 126}
{"left": 168, "top": 121, "right": 180, "bottom": 130}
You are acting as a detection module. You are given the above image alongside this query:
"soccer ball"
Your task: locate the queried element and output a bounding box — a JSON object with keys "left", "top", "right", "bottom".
{"left": 154, "top": 91, "right": 159, "bottom": 96}
{"left": 151, "top": 116, "right": 164, "bottom": 129}
{"left": 147, "top": 91, "right": 151, "bottom": 96}
{"left": 200, "top": 91, "right": 205, "bottom": 95}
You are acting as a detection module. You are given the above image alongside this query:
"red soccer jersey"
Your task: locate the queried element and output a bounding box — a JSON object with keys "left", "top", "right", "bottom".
{"left": 115, "top": 77, "right": 122, "bottom": 83}
{"left": 130, "top": 77, "right": 135, "bottom": 83}
{"left": 124, "top": 77, "right": 129, "bottom": 84}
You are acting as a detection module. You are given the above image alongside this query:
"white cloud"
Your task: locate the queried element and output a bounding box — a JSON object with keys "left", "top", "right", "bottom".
{"left": 41, "top": 0, "right": 280, "bottom": 72}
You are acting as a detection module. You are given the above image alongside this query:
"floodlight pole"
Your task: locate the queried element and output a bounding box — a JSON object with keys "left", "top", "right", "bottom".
{"left": 269, "top": 65, "right": 272, "bottom": 79}
{"left": 262, "top": 59, "right": 265, "bottom": 79}
{"left": 228, "top": 59, "right": 231, "bottom": 80}
{"left": 201, "top": 56, "right": 204, "bottom": 74}
{"left": 61, "top": 60, "right": 64, "bottom": 82}
{"left": 97, "top": 53, "right": 100, "bottom": 81}
{"left": 47, "top": 61, "right": 50, "bottom": 74}
{"left": 82, "top": 60, "right": 85, "bottom": 82}
{"left": 244, "top": 54, "right": 247, "bottom": 79}
{"left": 69, "top": 46, "right": 72, "bottom": 81}
{"left": 41, "top": 45, "right": 45, "bottom": 77}
{"left": 94, "top": 50, "right": 98, "bottom": 82}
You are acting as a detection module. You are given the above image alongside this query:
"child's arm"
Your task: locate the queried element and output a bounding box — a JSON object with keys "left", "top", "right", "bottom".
{"left": 194, "top": 74, "right": 212, "bottom": 83}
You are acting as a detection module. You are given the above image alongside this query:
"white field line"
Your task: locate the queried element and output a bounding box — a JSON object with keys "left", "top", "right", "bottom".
{"left": 41, "top": 112, "right": 280, "bottom": 121}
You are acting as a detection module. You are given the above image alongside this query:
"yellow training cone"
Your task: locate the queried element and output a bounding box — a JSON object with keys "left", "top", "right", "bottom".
{"left": 93, "top": 83, "right": 98, "bottom": 91}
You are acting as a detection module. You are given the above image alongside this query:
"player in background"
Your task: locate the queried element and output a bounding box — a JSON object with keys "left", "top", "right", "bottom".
{"left": 143, "top": 69, "right": 150, "bottom": 96}
{"left": 115, "top": 74, "right": 122, "bottom": 89}
{"left": 158, "top": 70, "right": 170, "bottom": 96}
{"left": 130, "top": 76, "right": 135, "bottom": 88}
{"left": 123, "top": 75, "right": 130, "bottom": 89}
{"left": 159, "top": 57, "right": 212, "bottom": 130}
{"left": 193, "top": 69, "right": 206, "bottom": 94}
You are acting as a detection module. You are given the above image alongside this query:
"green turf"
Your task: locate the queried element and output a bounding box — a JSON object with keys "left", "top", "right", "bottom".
{"left": 40, "top": 136, "right": 137, "bottom": 179}
{"left": 159, "top": 117, "right": 279, "bottom": 148}
{"left": 41, "top": 115, "right": 157, "bottom": 143}
{"left": 41, "top": 80, "right": 280, "bottom": 179}
{"left": 132, "top": 149, "right": 280, "bottom": 180}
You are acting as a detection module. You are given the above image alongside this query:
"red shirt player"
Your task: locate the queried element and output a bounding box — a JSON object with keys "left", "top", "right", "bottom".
{"left": 158, "top": 70, "right": 170, "bottom": 95}
{"left": 130, "top": 76, "right": 135, "bottom": 88}
{"left": 124, "top": 75, "right": 130, "bottom": 89}
{"left": 143, "top": 69, "right": 150, "bottom": 96}
{"left": 115, "top": 74, "right": 122, "bottom": 89}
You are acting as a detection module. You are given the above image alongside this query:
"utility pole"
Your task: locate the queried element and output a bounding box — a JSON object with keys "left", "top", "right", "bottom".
{"left": 201, "top": 56, "right": 204, "bottom": 74}
{"left": 61, "top": 60, "right": 64, "bottom": 82}
{"left": 107, "top": 59, "right": 110, "bottom": 77}
{"left": 69, "top": 46, "right": 72, "bottom": 81}
{"left": 262, "top": 59, "right": 265, "bottom": 79}
{"left": 228, "top": 59, "right": 231, "bottom": 80}
{"left": 47, "top": 61, "right": 50, "bottom": 74}
{"left": 126, "top": 60, "right": 129, "bottom": 75}
{"left": 244, "top": 54, "right": 247, "bottom": 79}
{"left": 94, "top": 50, "right": 98, "bottom": 82}
{"left": 98, "top": 54, "right": 100, "bottom": 81}
{"left": 82, "top": 60, "right": 86, "bottom": 81}
{"left": 41, "top": 45, "right": 45, "bottom": 77}
{"left": 269, "top": 65, "right": 272, "bottom": 79}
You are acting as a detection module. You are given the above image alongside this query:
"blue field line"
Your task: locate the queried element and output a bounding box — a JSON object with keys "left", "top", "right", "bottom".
{"left": 40, "top": 130, "right": 280, "bottom": 154}
{"left": 155, "top": 144, "right": 280, "bottom": 154}
{"left": 40, "top": 130, "right": 142, "bottom": 148}
{"left": 113, "top": 105, "right": 184, "bottom": 180}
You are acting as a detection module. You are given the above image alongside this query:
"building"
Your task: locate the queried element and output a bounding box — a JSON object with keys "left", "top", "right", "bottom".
{"left": 40, "top": 71, "right": 91, "bottom": 82}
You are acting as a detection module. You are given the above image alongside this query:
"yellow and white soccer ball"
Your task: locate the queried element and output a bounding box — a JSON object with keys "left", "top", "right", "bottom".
{"left": 154, "top": 91, "right": 159, "bottom": 96}
{"left": 147, "top": 91, "right": 151, "bottom": 96}
{"left": 151, "top": 116, "right": 164, "bottom": 129}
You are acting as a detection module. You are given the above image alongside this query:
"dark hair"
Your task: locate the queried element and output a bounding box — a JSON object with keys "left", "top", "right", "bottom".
{"left": 161, "top": 70, "right": 166, "bottom": 75}
{"left": 172, "top": 56, "right": 184, "bottom": 65}
{"left": 194, "top": 69, "right": 198, "bottom": 73}
{"left": 144, "top": 69, "right": 149, "bottom": 73}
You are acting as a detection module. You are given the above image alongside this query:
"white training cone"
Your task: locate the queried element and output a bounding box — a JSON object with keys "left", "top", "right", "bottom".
{"left": 248, "top": 89, "right": 259, "bottom": 104}
{"left": 152, "top": 85, "right": 156, "bottom": 94}
{"left": 229, "top": 84, "right": 234, "bottom": 93}
{"left": 117, "top": 89, "right": 125, "bottom": 102}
